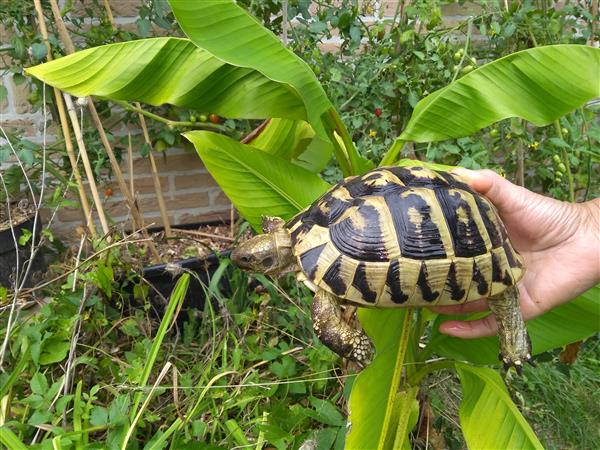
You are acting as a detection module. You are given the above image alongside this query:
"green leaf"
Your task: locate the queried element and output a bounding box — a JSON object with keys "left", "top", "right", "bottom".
{"left": 26, "top": 38, "right": 305, "bottom": 121}
{"left": 346, "top": 309, "right": 409, "bottom": 449}
{"left": 184, "top": 131, "right": 330, "bottom": 231}
{"left": 0, "top": 85, "right": 7, "bottom": 103}
{"left": 90, "top": 406, "right": 109, "bottom": 426}
{"left": 391, "top": 387, "right": 420, "bottom": 450}
{"left": 431, "top": 285, "right": 600, "bottom": 365}
{"left": 400, "top": 45, "right": 600, "bottom": 143}
{"left": 39, "top": 336, "right": 70, "bottom": 365}
{"left": 0, "top": 426, "right": 29, "bottom": 450}
{"left": 30, "top": 43, "right": 48, "bottom": 61}
{"left": 456, "top": 363, "right": 543, "bottom": 449}
{"left": 168, "top": 0, "right": 337, "bottom": 170}
{"left": 308, "top": 397, "right": 344, "bottom": 426}
{"left": 30, "top": 372, "right": 48, "bottom": 395}
{"left": 247, "top": 118, "right": 315, "bottom": 160}
{"left": 244, "top": 118, "right": 333, "bottom": 172}
{"left": 28, "top": 409, "right": 53, "bottom": 426}
{"left": 316, "top": 427, "right": 338, "bottom": 449}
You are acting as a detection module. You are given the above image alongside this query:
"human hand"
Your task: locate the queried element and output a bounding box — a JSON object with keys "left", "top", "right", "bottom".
{"left": 433, "top": 168, "right": 600, "bottom": 339}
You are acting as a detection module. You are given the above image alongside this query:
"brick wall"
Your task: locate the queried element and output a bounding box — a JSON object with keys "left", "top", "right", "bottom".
{"left": 1, "top": 1, "right": 481, "bottom": 240}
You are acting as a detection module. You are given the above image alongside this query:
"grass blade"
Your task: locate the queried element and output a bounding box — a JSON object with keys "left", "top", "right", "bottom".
{"left": 128, "top": 274, "right": 190, "bottom": 429}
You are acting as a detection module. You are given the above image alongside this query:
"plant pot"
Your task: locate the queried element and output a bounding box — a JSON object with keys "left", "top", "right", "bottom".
{"left": 141, "top": 252, "right": 230, "bottom": 313}
{"left": 0, "top": 215, "right": 46, "bottom": 288}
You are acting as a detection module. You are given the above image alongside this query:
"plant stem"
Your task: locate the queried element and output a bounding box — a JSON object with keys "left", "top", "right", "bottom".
{"left": 329, "top": 108, "right": 361, "bottom": 175}
{"left": 516, "top": 138, "right": 525, "bottom": 186}
{"left": 451, "top": 19, "right": 473, "bottom": 83}
{"left": 554, "top": 120, "right": 575, "bottom": 202}
{"left": 321, "top": 109, "right": 352, "bottom": 176}
{"left": 407, "top": 359, "right": 456, "bottom": 386}
{"left": 113, "top": 100, "right": 228, "bottom": 132}
{"left": 377, "top": 308, "right": 414, "bottom": 448}
{"left": 380, "top": 138, "right": 405, "bottom": 166}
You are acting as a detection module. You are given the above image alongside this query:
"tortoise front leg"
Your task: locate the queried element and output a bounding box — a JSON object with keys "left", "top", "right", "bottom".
{"left": 488, "top": 286, "right": 532, "bottom": 373}
{"left": 311, "top": 290, "right": 374, "bottom": 365}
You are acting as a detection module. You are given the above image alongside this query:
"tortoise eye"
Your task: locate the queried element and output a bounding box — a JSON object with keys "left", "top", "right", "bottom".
{"left": 262, "top": 257, "right": 274, "bottom": 268}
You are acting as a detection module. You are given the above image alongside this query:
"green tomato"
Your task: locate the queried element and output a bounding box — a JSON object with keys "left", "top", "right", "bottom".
{"left": 199, "top": 114, "right": 208, "bottom": 122}
{"left": 557, "top": 163, "right": 567, "bottom": 172}
{"left": 154, "top": 139, "right": 168, "bottom": 152}
{"left": 561, "top": 127, "right": 569, "bottom": 135}
{"left": 461, "top": 65, "right": 475, "bottom": 74}
{"left": 453, "top": 51, "right": 462, "bottom": 62}
{"left": 489, "top": 128, "right": 499, "bottom": 137}
{"left": 552, "top": 154, "right": 561, "bottom": 164}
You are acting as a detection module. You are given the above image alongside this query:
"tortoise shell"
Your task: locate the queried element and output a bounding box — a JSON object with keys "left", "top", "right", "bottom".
{"left": 285, "top": 166, "right": 524, "bottom": 307}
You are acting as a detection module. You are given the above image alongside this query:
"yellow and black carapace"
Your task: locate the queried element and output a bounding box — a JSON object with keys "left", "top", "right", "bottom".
{"left": 232, "top": 166, "right": 531, "bottom": 370}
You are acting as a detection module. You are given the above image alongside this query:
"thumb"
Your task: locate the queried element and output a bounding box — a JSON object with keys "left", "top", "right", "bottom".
{"left": 438, "top": 314, "right": 498, "bottom": 339}
{"left": 451, "top": 167, "right": 529, "bottom": 215}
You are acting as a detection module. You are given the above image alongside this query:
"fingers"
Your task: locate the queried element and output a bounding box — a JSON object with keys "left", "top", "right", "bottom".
{"left": 438, "top": 314, "right": 499, "bottom": 339}
{"left": 431, "top": 299, "right": 497, "bottom": 339}
{"left": 451, "top": 167, "right": 530, "bottom": 215}
{"left": 430, "top": 298, "right": 489, "bottom": 315}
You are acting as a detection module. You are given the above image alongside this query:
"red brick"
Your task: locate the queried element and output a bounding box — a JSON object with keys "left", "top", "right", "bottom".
{"left": 108, "top": 0, "right": 140, "bottom": 17}
{"left": 131, "top": 153, "right": 204, "bottom": 173}
{"left": 211, "top": 190, "right": 231, "bottom": 207}
{"left": 176, "top": 209, "right": 232, "bottom": 226}
{"left": 10, "top": 76, "right": 32, "bottom": 114}
{"left": 2, "top": 119, "right": 38, "bottom": 136}
{"left": 102, "top": 176, "right": 169, "bottom": 197}
{"left": 174, "top": 173, "right": 218, "bottom": 190}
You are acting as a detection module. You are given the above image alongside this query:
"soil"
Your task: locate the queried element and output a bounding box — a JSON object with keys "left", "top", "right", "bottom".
{"left": 0, "top": 200, "right": 35, "bottom": 232}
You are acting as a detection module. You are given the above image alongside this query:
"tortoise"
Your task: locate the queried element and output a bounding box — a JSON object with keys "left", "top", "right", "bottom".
{"left": 232, "top": 165, "right": 531, "bottom": 370}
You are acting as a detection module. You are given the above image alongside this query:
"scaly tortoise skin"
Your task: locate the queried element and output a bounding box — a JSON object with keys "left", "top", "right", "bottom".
{"left": 232, "top": 166, "right": 532, "bottom": 370}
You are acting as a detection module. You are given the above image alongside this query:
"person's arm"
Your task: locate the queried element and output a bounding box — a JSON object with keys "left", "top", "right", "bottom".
{"left": 433, "top": 168, "right": 600, "bottom": 338}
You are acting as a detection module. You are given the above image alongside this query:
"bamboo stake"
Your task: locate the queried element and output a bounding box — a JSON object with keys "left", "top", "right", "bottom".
{"left": 32, "top": 0, "right": 96, "bottom": 237}
{"left": 48, "top": 0, "right": 160, "bottom": 261}
{"left": 136, "top": 104, "right": 172, "bottom": 237}
{"left": 127, "top": 133, "right": 134, "bottom": 198}
{"left": 127, "top": 133, "right": 136, "bottom": 233}
{"left": 102, "top": 0, "right": 116, "bottom": 29}
{"left": 63, "top": 94, "right": 110, "bottom": 236}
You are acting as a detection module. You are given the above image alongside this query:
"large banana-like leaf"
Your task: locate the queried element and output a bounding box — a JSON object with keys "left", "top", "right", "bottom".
{"left": 456, "top": 363, "right": 544, "bottom": 449}
{"left": 430, "top": 285, "right": 600, "bottom": 365}
{"left": 168, "top": 0, "right": 360, "bottom": 173}
{"left": 183, "top": 131, "right": 330, "bottom": 230}
{"left": 169, "top": 0, "right": 332, "bottom": 134}
{"left": 396, "top": 45, "right": 600, "bottom": 144}
{"left": 25, "top": 37, "right": 305, "bottom": 120}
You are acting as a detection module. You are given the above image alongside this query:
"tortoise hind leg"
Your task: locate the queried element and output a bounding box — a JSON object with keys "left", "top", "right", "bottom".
{"left": 488, "top": 285, "right": 532, "bottom": 373}
{"left": 312, "top": 290, "right": 374, "bottom": 365}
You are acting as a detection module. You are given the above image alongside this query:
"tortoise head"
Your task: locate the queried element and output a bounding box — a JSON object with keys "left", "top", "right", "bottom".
{"left": 231, "top": 216, "right": 296, "bottom": 276}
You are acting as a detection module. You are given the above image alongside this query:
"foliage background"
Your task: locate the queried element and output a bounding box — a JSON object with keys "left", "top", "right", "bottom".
{"left": 0, "top": 1, "right": 599, "bottom": 449}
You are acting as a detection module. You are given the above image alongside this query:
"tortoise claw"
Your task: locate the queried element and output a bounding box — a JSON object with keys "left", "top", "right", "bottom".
{"left": 500, "top": 352, "right": 532, "bottom": 375}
